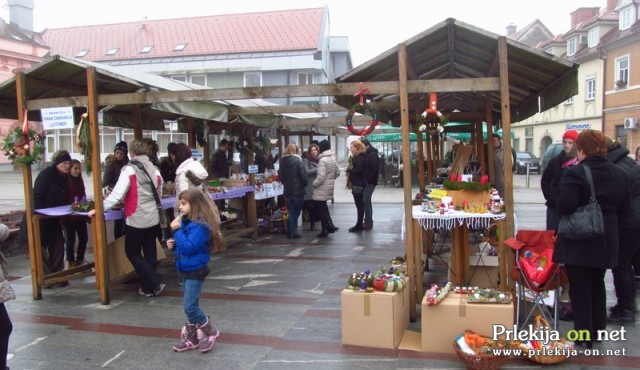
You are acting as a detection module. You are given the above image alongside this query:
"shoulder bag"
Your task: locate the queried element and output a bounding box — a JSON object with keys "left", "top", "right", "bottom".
{"left": 557, "top": 165, "right": 605, "bottom": 240}
{"left": 130, "top": 160, "right": 172, "bottom": 244}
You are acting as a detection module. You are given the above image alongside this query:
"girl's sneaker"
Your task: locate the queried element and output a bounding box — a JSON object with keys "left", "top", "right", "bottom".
{"left": 173, "top": 323, "right": 199, "bottom": 352}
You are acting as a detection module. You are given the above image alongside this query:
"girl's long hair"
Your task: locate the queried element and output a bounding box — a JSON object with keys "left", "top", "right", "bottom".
{"left": 178, "top": 189, "right": 218, "bottom": 231}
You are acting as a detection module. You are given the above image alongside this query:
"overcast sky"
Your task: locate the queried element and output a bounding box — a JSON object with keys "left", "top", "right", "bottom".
{"left": 4, "top": 0, "right": 604, "bottom": 66}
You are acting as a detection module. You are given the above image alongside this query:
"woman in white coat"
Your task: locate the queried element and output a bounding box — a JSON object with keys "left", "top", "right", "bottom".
{"left": 312, "top": 140, "right": 341, "bottom": 237}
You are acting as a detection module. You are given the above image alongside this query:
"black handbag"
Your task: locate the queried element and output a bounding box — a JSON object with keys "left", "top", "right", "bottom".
{"left": 557, "top": 165, "right": 604, "bottom": 240}
{"left": 351, "top": 185, "right": 364, "bottom": 196}
{"left": 130, "top": 160, "right": 172, "bottom": 244}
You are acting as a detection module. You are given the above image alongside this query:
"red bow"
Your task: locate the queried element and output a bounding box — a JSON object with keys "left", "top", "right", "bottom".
{"left": 353, "top": 82, "right": 370, "bottom": 106}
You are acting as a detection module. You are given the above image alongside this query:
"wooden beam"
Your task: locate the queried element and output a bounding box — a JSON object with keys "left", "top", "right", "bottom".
{"left": 498, "top": 37, "right": 515, "bottom": 240}
{"left": 16, "top": 71, "right": 41, "bottom": 301}
{"left": 398, "top": 44, "right": 419, "bottom": 321}
{"left": 87, "top": 67, "right": 110, "bottom": 305}
{"left": 25, "top": 78, "right": 501, "bottom": 110}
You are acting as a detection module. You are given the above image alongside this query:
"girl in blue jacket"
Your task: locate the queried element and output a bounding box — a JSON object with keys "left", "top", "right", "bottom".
{"left": 167, "top": 188, "right": 219, "bottom": 353}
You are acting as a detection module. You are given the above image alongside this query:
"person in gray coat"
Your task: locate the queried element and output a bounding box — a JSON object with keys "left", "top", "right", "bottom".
{"left": 312, "top": 140, "right": 341, "bottom": 237}
{"left": 553, "top": 130, "right": 630, "bottom": 348}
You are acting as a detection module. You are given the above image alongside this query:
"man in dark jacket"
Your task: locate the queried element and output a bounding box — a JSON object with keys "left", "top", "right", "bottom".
{"left": 360, "top": 139, "right": 379, "bottom": 230}
{"left": 279, "top": 144, "right": 308, "bottom": 239}
{"left": 605, "top": 138, "right": 640, "bottom": 323}
{"left": 33, "top": 150, "right": 72, "bottom": 276}
{"left": 541, "top": 130, "right": 578, "bottom": 230}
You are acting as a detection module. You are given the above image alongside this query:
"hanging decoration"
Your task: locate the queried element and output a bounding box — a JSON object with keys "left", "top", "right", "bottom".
{"left": 2, "top": 110, "right": 45, "bottom": 166}
{"left": 418, "top": 92, "right": 448, "bottom": 135}
{"left": 74, "top": 113, "right": 92, "bottom": 174}
{"left": 345, "top": 83, "right": 379, "bottom": 136}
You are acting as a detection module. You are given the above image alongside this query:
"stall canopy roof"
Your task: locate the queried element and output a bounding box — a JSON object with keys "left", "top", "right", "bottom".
{"left": 335, "top": 18, "right": 579, "bottom": 126}
{"left": 0, "top": 55, "right": 228, "bottom": 130}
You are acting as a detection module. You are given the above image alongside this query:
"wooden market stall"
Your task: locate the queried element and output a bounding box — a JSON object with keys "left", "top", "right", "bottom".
{"left": 0, "top": 19, "right": 577, "bottom": 310}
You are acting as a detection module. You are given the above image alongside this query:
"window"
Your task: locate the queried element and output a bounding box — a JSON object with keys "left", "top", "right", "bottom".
{"left": 620, "top": 7, "right": 633, "bottom": 30}
{"left": 513, "top": 138, "right": 519, "bottom": 152}
{"left": 586, "top": 77, "right": 596, "bottom": 100}
{"left": 525, "top": 138, "right": 533, "bottom": 153}
{"left": 190, "top": 74, "right": 207, "bottom": 86}
{"left": 615, "top": 56, "right": 629, "bottom": 87}
{"left": 616, "top": 125, "right": 628, "bottom": 148}
{"left": 587, "top": 28, "right": 599, "bottom": 47}
{"left": 298, "top": 72, "right": 313, "bottom": 85}
{"left": 244, "top": 72, "right": 261, "bottom": 87}
{"left": 525, "top": 127, "right": 534, "bottom": 137}
{"left": 567, "top": 37, "right": 577, "bottom": 56}
{"left": 140, "top": 45, "right": 153, "bottom": 53}
{"left": 106, "top": 47, "right": 119, "bottom": 56}
{"left": 76, "top": 50, "right": 89, "bottom": 58}
{"left": 174, "top": 43, "right": 187, "bottom": 51}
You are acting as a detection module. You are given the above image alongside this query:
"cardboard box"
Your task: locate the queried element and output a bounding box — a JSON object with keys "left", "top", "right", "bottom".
{"left": 467, "top": 266, "right": 500, "bottom": 288}
{"left": 421, "top": 293, "right": 513, "bottom": 353}
{"left": 341, "top": 285, "right": 410, "bottom": 349}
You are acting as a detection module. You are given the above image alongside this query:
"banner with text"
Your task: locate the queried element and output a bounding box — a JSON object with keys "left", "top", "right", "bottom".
{"left": 41, "top": 107, "right": 75, "bottom": 130}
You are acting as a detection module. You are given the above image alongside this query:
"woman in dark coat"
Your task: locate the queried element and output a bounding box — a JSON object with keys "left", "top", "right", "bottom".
{"left": 553, "top": 130, "right": 630, "bottom": 348}
{"left": 279, "top": 144, "right": 307, "bottom": 239}
{"left": 347, "top": 140, "right": 367, "bottom": 232}
{"left": 34, "top": 150, "right": 72, "bottom": 276}
{"left": 605, "top": 138, "right": 640, "bottom": 323}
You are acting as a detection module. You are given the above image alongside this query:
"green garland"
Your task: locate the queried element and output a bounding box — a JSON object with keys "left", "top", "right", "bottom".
{"left": 2, "top": 127, "right": 45, "bottom": 166}
{"left": 443, "top": 179, "right": 492, "bottom": 191}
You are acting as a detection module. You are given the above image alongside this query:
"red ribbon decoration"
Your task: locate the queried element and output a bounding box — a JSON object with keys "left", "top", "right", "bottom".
{"left": 352, "top": 82, "right": 371, "bottom": 106}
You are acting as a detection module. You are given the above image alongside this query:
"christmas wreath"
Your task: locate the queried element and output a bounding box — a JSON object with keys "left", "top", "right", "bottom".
{"left": 345, "top": 102, "right": 379, "bottom": 136}
{"left": 2, "top": 124, "right": 45, "bottom": 166}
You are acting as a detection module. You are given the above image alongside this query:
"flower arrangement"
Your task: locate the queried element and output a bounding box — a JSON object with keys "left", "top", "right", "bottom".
{"left": 425, "top": 281, "right": 453, "bottom": 306}
{"left": 2, "top": 126, "right": 45, "bottom": 166}
{"left": 443, "top": 179, "right": 492, "bottom": 191}
{"left": 71, "top": 196, "right": 95, "bottom": 212}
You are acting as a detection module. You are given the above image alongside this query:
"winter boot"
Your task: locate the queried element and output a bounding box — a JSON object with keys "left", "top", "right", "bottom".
{"left": 172, "top": 323, "right": 199, "bottom": 352}
{"left": 196, "top": 316, "right": 220, "bottom": 353}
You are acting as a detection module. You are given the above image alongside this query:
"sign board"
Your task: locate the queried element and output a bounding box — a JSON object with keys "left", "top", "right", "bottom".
{"left": 41, "top": 107, "right": 74, "bottom": 130}
{"left": 248, "top": 165, "right": 259, "bottom": 174}
{"left": 190, "top": 149, "right": 203, "bottom": 159}
{"left": 565, "top": 123, "right": 591, "bottom": 130}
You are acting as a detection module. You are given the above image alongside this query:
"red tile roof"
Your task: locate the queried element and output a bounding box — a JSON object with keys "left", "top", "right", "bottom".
{"left": 42, "top": 7, "right": 324, "bottom": 61}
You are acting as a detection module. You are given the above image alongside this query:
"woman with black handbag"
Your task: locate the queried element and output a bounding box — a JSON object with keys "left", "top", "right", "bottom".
{"left": 553, "top": 130, "right": 630, "bottom": 348}
{"left": 89, "top": 139, "right": 166, "bottom": 297}
{"left": 347, "top": 140, "right": 367, "bottom": 233}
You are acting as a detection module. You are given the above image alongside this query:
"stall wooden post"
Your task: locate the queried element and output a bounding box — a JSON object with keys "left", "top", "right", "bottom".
{"left": 246, "top": 129, "right": 258, "bottom": 238}
{"left": 87, "top": 67, "right": 110, "bottom": 304}
{"left": 15, "top": 72, "right": 41, "bottom": 300}
{"left": 498, "top": 37, "right": 515, "bottom": 240}
{"left": 415, "top": 124, "right": 425, "bottom": 192}
{"left": 398, "top": 44, "right": 420, "bottom": 320}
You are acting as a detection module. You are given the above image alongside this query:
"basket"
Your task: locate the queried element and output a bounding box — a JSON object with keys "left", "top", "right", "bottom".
{"left": 525, "top": 316, "right": 574, "bottom": 364}
{"left": 452, "top": 330, "right": 511, "bottom": 370}
{"left": 453, "top": 341, "right": 508, "bottom": 370}
{"left": 222, "top": 178, "right": 246, "bottom": 188}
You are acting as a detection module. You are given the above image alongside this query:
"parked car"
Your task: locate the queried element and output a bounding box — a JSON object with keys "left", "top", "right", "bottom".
{"left": 515, "top": 151, "right": 541, "bottom": 174}
{"left": 541, "top": 141, "right": 563, "bottom": 172}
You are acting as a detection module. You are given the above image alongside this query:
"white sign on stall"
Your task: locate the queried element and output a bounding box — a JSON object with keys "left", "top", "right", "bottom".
{"left": 191, "top": 149, "right": 203, "bottom": 159}
{"left": 248, "top": 165, "right": 259, "bottom": 174}
{"left": 41, "top": 107, "right": 75, "bottom": 130}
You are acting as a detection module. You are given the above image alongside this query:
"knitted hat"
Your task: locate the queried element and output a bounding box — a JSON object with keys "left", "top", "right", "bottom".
{"left": 114, "top": 141, "right": 128, "bottom": 154}
{"left": 563, "top": 130, "right": 579, "bottom": 142}
{"left": 318, "top": 139, "right": 331, "bottom": 153}
{"left": 53, "top": 152, "right": 72, "bottom": 165}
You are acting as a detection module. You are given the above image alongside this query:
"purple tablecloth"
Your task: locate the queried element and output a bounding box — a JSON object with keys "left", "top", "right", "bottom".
{"left": 160, "top": 185, "right": 255, "bottom": 208}
{"left": 35, "top": 205, "right": 124, "bottom": 221}
{"left": 36, "top": 186, "right": 255, "bottom": 221}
